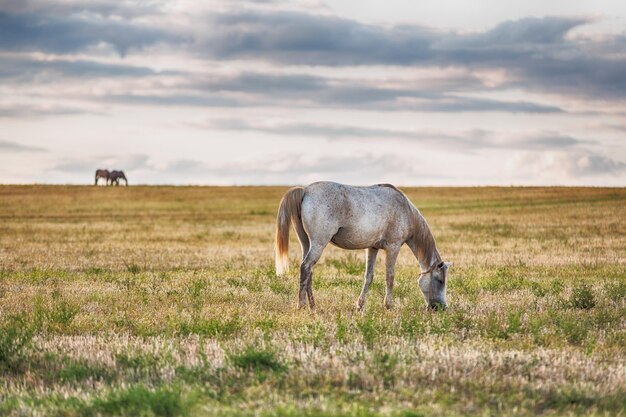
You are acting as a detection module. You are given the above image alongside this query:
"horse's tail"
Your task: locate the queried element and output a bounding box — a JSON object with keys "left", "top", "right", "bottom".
{"left": 275, "top": 187, "right": 305, "bottom": 275}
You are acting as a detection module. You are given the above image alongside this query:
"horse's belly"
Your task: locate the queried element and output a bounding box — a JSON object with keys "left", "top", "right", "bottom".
{"left": 330, "top": 226, "right": 383, "bottom": 250}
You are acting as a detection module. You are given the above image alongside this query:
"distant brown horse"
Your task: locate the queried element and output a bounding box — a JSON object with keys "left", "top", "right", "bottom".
{"left": 109, "top": 170, "right": 128, "bottom": 186}
{"left": 95, "top": 169, "right": 110, "bottom": 185}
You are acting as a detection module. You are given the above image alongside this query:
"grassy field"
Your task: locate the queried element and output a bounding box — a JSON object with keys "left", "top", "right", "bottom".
{"left": 0, "top": 185, "right": 625, "bottom": 417}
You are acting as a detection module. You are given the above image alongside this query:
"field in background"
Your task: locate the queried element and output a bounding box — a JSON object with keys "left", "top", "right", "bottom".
{"left": 0, "top": 185, "right": 625, "bottom": 416}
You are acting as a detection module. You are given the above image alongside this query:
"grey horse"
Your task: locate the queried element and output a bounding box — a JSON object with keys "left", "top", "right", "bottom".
{"left": 275, "top": 182, "right": 450, "bottom": 311}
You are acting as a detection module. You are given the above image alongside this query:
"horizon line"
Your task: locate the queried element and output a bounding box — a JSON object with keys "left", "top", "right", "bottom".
{"left": 0, "top": 183, "right": 624, "bottom": 189}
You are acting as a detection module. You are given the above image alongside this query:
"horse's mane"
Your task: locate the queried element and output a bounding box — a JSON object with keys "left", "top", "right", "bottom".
{"left": 412, "top": 211, "right": 438, "bottom": 263}
{"left": 376, "top": 183, "right": 438, "bottom": 263}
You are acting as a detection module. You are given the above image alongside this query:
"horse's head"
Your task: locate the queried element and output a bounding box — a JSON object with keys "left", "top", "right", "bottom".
{"left": 418, "top": 261, "right": 451, "bottom": 310}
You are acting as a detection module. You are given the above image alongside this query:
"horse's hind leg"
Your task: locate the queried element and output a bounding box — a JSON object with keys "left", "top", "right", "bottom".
{"left": 294, "top": 220, "right": 310, "bottom": 263}
{"left": 306, "top": 284, "right": 315, "bottom": 310}
{"left": 299, "top": 243, "right": 325, "bottom": 310}
{"left": 294, "top": 217, "right": 311, "bottom": 307}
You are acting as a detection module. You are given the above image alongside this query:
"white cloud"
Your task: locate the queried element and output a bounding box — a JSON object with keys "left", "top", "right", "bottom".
{"left": 511, "top": 150, "right": 626, "bottom": 183}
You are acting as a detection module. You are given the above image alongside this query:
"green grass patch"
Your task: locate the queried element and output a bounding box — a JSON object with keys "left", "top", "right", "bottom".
{"left": 229, "top": 346, "right": 287, "bottom": 373}
{"left": 86, "top": 384, "right": 197, "bottom": 417}
{"left": 569, "top": 283, "right": 596, "bottom": 310}
{"left": 125, "top": 262, "right": 142, "bottom": 274}
{"left": 0, "top": 314, "right": 33, "bottom": 373}
{"left": 326, "top": 253, "right": 366, "bottom": 276}
{"left": 177, "top": 315, "right": 241, "bottom": 337}
{"left": 605, "top": 279, "right": 626, "bottom": 302}
{"left": 57, "top": 359, "right": 113, "bottom": 383}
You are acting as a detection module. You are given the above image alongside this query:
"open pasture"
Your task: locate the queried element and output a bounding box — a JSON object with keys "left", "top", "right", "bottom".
{"left": 0, "top": 185, "right": 625, "bottom": 416}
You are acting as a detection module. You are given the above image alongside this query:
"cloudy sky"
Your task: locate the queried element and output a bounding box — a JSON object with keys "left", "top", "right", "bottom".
{"left": 1, "top": 0, "right": 625, "bottom": 185}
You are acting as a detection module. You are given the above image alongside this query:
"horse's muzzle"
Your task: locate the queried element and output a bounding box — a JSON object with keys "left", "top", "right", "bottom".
{"left": 429, "top": 302, "right": 447, "bottom": 311}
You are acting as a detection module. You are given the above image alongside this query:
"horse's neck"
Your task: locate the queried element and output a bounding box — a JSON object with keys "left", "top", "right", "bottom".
{"left": 410, "top": 207, "right": 440, "bottom": 270}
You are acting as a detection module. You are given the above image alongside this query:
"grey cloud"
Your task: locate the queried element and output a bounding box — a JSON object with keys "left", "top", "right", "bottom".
{"left": 0, "top": 104, "right": 93, "bottom": 118}
{"left": 197, "top": 12, "right": 625, "bottom": 100}
{"left": 204, "top": 11, "right": 436, "bottom": 65}
{"left": 52, "top": 154, "right": 152, "bottom": 173}
{"left": 160, "top": 152, "right": 443, "bottom": 185}
{"left": 0, "top": 11, "right": 178, "bottom": 55}
{"left": 100, "top": 94, "right": 242, "bottom": 107}
{"left": 394, "top": 97, "right": 561, "bottom": 113}
{"left": 483, "top": 16, "right": 587, "bottom": 44}
{"left": 2, "top": 7, "right": 593, "bottom": 69}
{"left": 435, "top": 16, "right": 590, "bottom": 51}
{"left": 520, "top": 135, "right": 588, "bottom": 148}
{"left": 604, "top": 123, "right": 626, "bottom": 132}
{"left": 2, "top": 61, "right": 561, "bottom": 112}
{"left": 191, "top": 63, "right": 626, "bottom": 108}
{"left": 417, "top": 17, "right": 626, "bottom": 100}
{"left": 196, "top": 72, "right": 326, "bottom": 95}
{"left": 571, "top": 153, "right": 626, "bottom": 176}
{"left": 210, "top": 118, "right": 425, "bottom": 139}
{"left": 188, "top": 72, "right": 561, "bottom": 113}
{"left": 208, "top": 119, "right": 586, "bottom": 152}
{"left": 201, "top": 13, "right": 588, "bottom": 65}
{"left": 194, "top": 71, "right": 486, "bottom": 96}
{"left": 1, "top": 4, "right": 624, "bottom": 108}
{"left": 0, "top": 57, "right": 173, "bottom": 82}
{"left": 52, "top": 159, "right": 98, "bottom": 173}
{"left": 164, "top": 159, "right": 207, "bottom": 174}
{"left": 265, "top": 153, "right": 420, "bottom": 177}
{"left": 209, "top": 119, "right": 489, "bottom": 151}
{"left": 0, "top": 1, "right": 165, "bottom": 19}
{"left": 0, "top": 139, "right": 47, "bottom": 152}
{"left": 194, "top": 72, "right": 441, "bottom": 105}
{"left": 506, "top": 57, "right": 626, "bottom": 100}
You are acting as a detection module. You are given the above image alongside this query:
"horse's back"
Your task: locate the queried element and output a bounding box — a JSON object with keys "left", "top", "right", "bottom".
{"left": 304, "top": 182, "right": 406, "bottom": 209}
{"left": 301, "top": 182, "right": 413, "bottom": 249}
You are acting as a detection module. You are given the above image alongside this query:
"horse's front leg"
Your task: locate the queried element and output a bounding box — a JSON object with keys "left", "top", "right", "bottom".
{"left": 384, "top": 246, "right": 400, "bottom": 309}
{"left": 357, "top": 248, "right": 378, "bottom": 311}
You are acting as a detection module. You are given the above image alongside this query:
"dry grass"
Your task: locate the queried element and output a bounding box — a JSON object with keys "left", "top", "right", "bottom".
{"left": 0, "top": 185, "right": 625, "bottom": 416}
